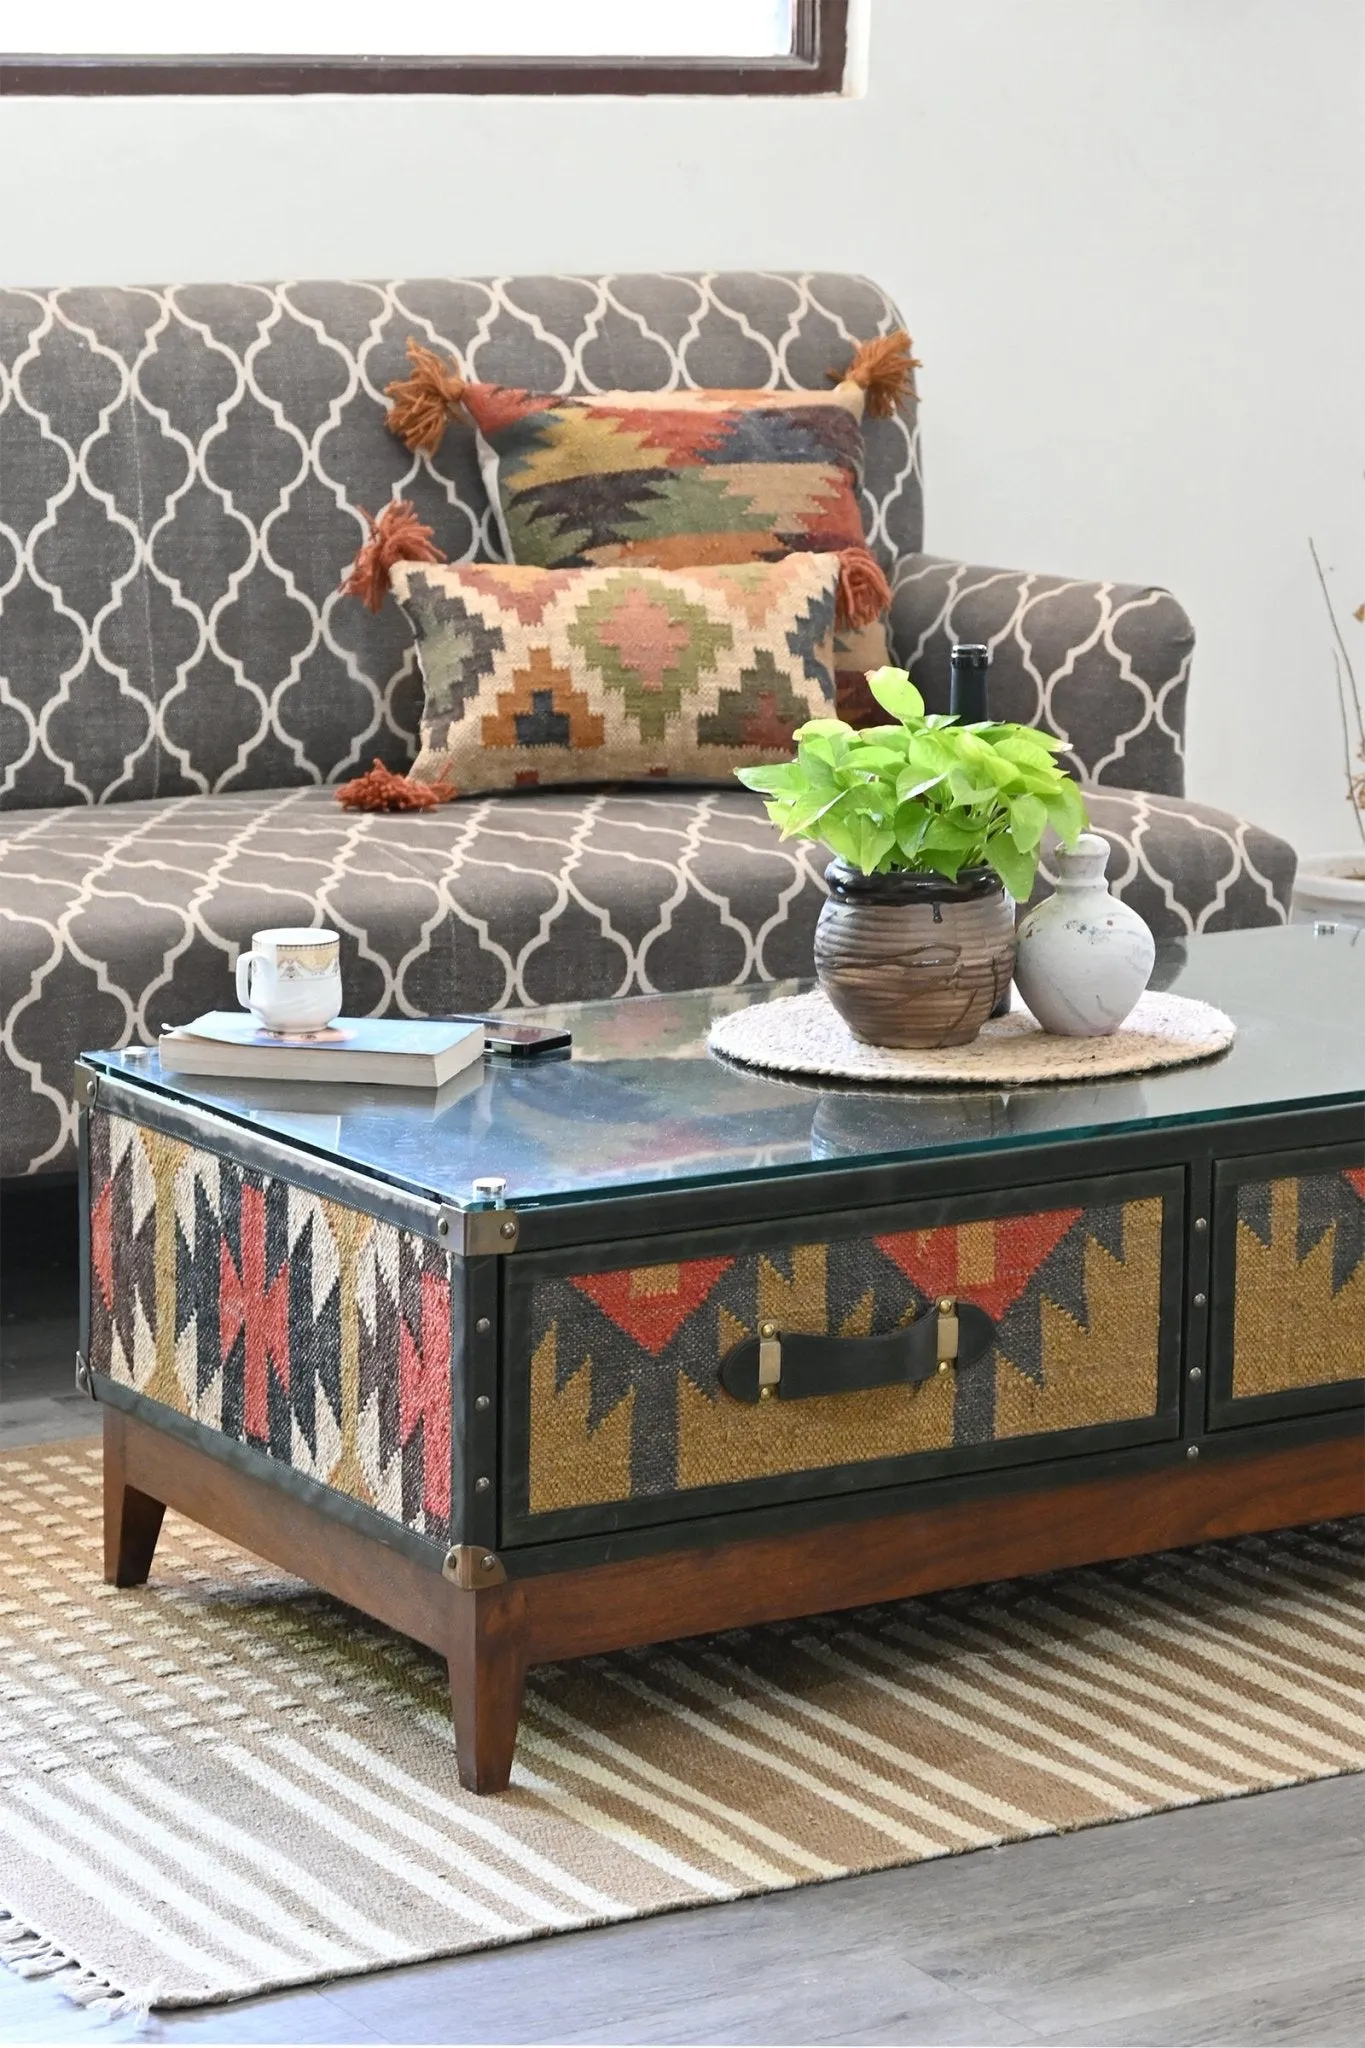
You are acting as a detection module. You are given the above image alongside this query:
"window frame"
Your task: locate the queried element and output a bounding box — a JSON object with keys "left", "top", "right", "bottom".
{"left": 1, "top": 0, "right": 848, "bottom": 96}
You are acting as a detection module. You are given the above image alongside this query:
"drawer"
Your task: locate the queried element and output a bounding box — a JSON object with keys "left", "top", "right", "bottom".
{"left": 501, "top": 1168, "right": 1185, "bottom": 1544}
{"left": 1208, "top": 1145, "right": 1365, "bottom": 1429}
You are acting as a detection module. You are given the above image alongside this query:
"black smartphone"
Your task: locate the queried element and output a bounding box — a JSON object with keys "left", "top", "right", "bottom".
{"left": 433, "top": 1014, "right": 573, "bottom": 1058}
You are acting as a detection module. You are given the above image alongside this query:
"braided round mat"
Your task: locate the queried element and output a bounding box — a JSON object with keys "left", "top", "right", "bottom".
{"left": 708, "top": 987, "right": 1236, "bottom": 1085}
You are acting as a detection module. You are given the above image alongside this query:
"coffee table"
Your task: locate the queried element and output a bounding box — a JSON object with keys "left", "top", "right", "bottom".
{"left": 77, "top": 925, "right": 1364, "bottom": 1792}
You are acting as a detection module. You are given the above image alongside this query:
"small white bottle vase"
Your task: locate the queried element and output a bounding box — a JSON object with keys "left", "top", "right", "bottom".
{"left": 1014, "top": 832, "right": 1155, "bottom": 1036}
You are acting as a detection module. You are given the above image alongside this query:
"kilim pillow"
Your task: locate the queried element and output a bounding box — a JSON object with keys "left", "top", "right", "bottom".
{"left": 386, "top": 555, "right": 842, "bottom": 797}
{"left": 383, "top": 333, "right": 917, "bottom": 725}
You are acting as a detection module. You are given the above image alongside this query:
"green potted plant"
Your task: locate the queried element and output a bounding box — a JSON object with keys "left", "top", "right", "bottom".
{"left": 736, "top": 667, "right": 1089, "bottom": 1048}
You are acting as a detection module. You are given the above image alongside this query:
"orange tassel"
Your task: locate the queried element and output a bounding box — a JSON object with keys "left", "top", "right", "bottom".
{"left": 335, "top": 759, "right": 457, "bottom": 812}
{"left": 340, "top": 500, "right": 446, "bottom": 614}
{"left": 832, "top": 329, "right": 920, "bottom": 418}
{"left": 836, "top": 545, "right": 892, "bottom": 630}
{"left": 385, "top": 337, "right": 468, "bottom": 455}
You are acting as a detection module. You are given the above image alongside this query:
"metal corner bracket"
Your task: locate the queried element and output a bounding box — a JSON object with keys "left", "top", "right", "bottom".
{"left": 440, "top": 1204, "right": 521, "bottom": 1256}
{"left": 441, "top": 1544, "right": 508, "bottom": 1589}
{"left": 73, "top": 1062, "right": 98, "bottom": 1108}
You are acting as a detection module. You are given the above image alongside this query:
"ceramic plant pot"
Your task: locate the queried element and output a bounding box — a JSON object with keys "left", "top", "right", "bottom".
{"left": 1013, "top": 831, "right": 1155, "bottom": 1036}
{"left": 814, "top": 861, "right": 1016, "bottom": 1049}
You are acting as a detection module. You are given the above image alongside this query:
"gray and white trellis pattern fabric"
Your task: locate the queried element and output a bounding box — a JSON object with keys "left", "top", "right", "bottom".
{"left": 0, "top": 784, "right": 1294, "bottom": 1178}
{"left": 890, "top": 554, "right": 1193, "bottom": 799}
{"left": 0, "top": 273, "right": 920, "bottom": 811}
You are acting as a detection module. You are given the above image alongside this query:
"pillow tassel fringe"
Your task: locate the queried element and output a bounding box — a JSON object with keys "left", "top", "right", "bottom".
{"left": 834, "top": 329, "right": 920, "bottom": 417}
{"left": 385, "top": 338, "right": 469, "bottom": 454}
{"left": 340, "top": 500, "right": 446, "bottom": 613}
{"left": 335, "top": 759, "right": 456, "bottom": 813}
{"left": 837, "top": 545, "right": 893, "bottom": 631}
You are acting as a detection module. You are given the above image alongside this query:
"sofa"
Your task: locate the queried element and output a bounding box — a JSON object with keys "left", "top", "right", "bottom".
{"left": 0, "top": 271, "right": 1296, "bottom": 1180}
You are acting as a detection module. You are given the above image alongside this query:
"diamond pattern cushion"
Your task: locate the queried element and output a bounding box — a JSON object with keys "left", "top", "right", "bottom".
{"left": 0, "top": 783, "right": 1294, "bottom": 1178}
{"left": 392, "top": 555, "right": 840, "bottom": 794}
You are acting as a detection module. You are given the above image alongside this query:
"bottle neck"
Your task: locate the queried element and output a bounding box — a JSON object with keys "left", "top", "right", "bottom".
{"left": 949, "top": 645, "right": 990, "bottom": 723}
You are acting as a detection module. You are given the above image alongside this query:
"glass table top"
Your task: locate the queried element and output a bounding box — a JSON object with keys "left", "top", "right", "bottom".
{"left": 88, "top": 925, "right": 1364, "bottom": 1213}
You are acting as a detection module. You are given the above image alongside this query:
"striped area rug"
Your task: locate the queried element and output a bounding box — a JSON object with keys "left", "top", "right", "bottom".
{"left": 2, "top": 1442, "right": 1362, "bottom": 2014}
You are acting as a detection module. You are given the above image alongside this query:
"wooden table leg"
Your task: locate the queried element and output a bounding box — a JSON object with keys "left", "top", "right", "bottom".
{"left": 102, "top": 1408, "right": 166, "bottom": 1587}
{"left": 448, "top": 1581, "right": 530, "bottom": 1795}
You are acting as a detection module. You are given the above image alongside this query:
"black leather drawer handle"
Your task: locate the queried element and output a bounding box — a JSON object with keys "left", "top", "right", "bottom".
{"left": 718, "top": 1298, "right": 996, "bottom": 1405}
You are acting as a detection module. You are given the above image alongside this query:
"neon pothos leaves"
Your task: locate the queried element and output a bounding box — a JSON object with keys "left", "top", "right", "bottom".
{"left": 739, "top": 665, "right": 1088, "bottom": 894}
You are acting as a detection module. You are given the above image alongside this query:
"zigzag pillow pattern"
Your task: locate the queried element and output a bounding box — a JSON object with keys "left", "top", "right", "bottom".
{"left": 457, "top": 381, "right": 873, "bottom": 569}
{"left": 391, "top": 555, "right": 841, "bottom": 796}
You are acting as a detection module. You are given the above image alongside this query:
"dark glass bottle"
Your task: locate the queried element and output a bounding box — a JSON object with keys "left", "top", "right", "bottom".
{"left": 949, "top": 642, "right": 1013, "bottom": 1013}
{"left": 949, "top": 641, "right": 991, "bottom": 723}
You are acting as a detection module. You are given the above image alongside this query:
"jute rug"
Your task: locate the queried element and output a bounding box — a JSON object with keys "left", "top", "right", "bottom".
{"left": 2, "top": 1442, "right": 1362, "bottom": 2015}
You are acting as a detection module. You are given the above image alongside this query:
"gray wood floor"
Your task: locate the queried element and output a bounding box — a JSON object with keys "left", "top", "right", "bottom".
{"left": 3, "top": 1184, "right": 1363, "bottom": 2046}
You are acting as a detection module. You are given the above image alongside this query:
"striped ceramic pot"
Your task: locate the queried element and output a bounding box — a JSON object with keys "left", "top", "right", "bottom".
{"left": 814, "top": 860, "right": 1016, "bottom": 1049}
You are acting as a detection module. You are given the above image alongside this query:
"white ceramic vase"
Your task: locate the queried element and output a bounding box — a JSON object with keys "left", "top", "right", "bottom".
{"left": 1014, "top": 832, "right": 1155, "bottom": 1036}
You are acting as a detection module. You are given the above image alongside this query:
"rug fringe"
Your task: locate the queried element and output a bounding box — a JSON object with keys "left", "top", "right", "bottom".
{"left": 0, "top": 1909, "right": 138, "bottom": 2016}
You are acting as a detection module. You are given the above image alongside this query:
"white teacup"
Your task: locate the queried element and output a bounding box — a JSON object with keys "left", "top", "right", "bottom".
{"left": 234, "top": 927, "right": 342, "bottom": 1035}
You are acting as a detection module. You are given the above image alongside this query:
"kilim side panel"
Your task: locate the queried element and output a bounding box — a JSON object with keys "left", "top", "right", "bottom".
{"left": 1232, "top": 1169, "right": 1365, "bottom": 1399}
{"left": 527, "top": 1197, "right": 1164, "bottom": 1514}
{"left": 86, "top": 1108, "right": 452, "bottom": 1542}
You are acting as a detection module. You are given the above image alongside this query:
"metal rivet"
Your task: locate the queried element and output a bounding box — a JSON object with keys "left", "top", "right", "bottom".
{"left": 1187, "top": 1444, "right": 1200, "bottom": 1460}
{"left": 759, "top": 1321, "right": 777, "bottom": 1340}
{"left": 938, "top": 1297, "right": 954, "bottom": 1315}
{"left": 759, "top": 1385, "right": 774, "bottom": 1401}
{"left": 474, "top": 1394, "right": 490, "bottom": 1412}
{"left": 436, "top": 1217, "right": 449, "bottom": 1237}
{"left": 499, "top": 1220, "right": 517, "bottom": 1240}
{"left": 481, "top": 1554, "right": 497, "bottom": 1572}
{"left": 476, "top": 1317, "right": 491, "bottom": 1335}
{"left": 1188, "top": 1366, "right": 1203, "bottom": 1381}
{"left": 1193, "top": 1292, "right": 1206, "bottom": 1308}
{"left": 937, "top": 1361, "right": 950, "bottom": 1375}
{"left": 1194, "top": 1216, "right": 1208, "bottom": 1232}
{"left": 475, "top": 1475, "right": 491, "bottom": 1493}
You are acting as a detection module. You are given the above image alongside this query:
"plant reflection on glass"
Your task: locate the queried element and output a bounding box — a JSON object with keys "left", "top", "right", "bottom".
{"left": 736, "top": 666, "right": 1089, "bottom": 901}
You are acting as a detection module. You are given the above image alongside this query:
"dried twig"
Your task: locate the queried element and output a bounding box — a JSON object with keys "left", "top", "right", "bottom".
{"left": 1308, "top": 536, "right": 1365, "bottom": 843}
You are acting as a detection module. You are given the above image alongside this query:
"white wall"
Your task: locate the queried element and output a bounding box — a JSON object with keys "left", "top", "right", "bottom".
{"left": 2, "top": 0, "right": 1360, "bottom": 852}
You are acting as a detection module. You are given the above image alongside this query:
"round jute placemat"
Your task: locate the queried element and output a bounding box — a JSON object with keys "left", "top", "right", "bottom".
{"left": 709, "top": 987, "right": 1236, "bottom": 1085}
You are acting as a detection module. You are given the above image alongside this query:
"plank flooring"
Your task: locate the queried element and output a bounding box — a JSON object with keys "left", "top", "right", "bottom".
{"left": 2, "top": 1183, "right": 1363, "bottom": 2045}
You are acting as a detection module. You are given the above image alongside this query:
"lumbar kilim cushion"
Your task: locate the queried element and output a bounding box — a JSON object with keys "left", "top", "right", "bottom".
{"left": 1, "top": 1442, "right": 1361, "bottom": 2015}
{"left": 389, "top": 554, "right": 841, "bottom": 796}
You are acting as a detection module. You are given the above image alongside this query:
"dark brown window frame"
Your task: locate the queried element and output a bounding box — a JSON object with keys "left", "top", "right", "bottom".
{"left": 1, "top": 0, "right": 847, "bottom": 97}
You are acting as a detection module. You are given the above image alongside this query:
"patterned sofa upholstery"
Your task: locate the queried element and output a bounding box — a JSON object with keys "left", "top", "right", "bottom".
{"left": 0, "top": 272, "right": 1295, "bottom": 1178}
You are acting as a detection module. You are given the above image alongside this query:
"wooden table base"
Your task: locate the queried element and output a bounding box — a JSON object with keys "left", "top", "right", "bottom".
{"left": 103, "top": 1406, "right": 1364, "bottom": 1793}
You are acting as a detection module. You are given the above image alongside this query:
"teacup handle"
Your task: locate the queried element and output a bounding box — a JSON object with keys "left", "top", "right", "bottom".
{"left": 234, "top": 950, "right": 263, "bottom": 1010}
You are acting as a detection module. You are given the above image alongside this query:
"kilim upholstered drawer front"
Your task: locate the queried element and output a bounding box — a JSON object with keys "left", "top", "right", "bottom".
{"left": 1208, "top": 1145, "right": 1365, "bottom": 1430}
{"left": 85, "top": 1107, "right": 456, "bottom": 1551}
{"left": 501, "top": 1169, "right": 1185, "bottom": 1544}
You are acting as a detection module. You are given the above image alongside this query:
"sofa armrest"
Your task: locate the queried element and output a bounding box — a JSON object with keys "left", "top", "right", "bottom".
{"left": 889, "top": 552, "right": 1193, "bottom": 798}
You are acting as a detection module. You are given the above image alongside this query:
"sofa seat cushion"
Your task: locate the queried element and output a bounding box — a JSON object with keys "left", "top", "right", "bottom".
{"left": 0, "top": 783, "right": 1293, "bottom": 1177}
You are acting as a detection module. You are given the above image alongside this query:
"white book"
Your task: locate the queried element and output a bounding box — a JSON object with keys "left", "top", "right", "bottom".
{"left": 158, "top": 1012, "right": 484, "bottom": 1090}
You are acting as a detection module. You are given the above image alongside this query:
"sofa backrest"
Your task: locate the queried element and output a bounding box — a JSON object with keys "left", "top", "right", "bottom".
{"left": 0, "top": 272, "right": 921, "bottom": 810}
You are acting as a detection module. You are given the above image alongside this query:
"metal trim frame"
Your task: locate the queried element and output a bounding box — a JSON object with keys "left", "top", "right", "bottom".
{"left": 1208, "top": 1139, "right": 1365, "bottom": 1432}
{"left": 76, "top": 1090, "right": 92, "bottom": 1386}
{"left": 92, "top": 1377, "right": 450, "bottom": 1571}
{"left": 448, "top": 1255, "right": 501, "bottom": 1551}
{"left": 498, "top": 1162, "right": 1186, "bottom": 1548}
